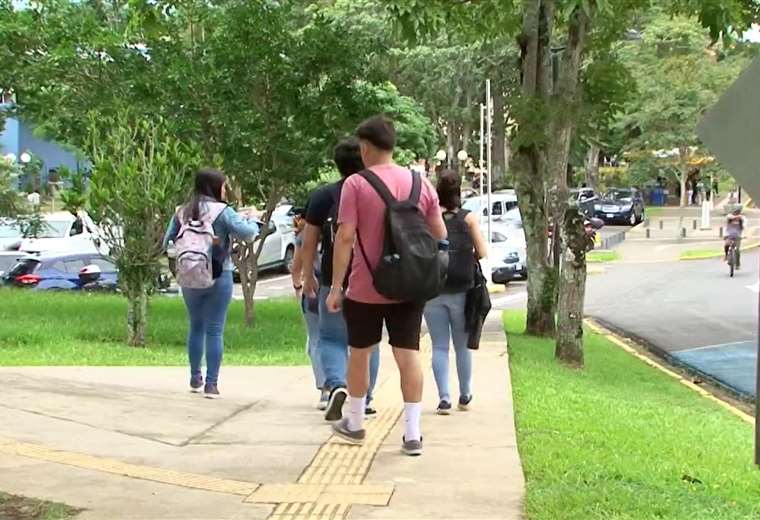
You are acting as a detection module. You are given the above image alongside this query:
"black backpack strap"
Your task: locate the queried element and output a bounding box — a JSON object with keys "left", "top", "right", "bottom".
{"left": 408, "top": 170, "right": 422, "bottom": 205}
{"left": 358, "top": 169, "right": 396, "bottom": 207}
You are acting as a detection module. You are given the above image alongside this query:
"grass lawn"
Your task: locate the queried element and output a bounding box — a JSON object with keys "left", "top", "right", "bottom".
{"left": 0, "top": 492, "right": 80, "bottom": 520}
{"left": 587, "top": 250, "right": 620, "bottom": 263}
{"left": 505, "top": 312, "right": 760, "bottom": 520}
{"left": 680, "top": 242, "right": 759, "bottom": 261}
{"left": 0, "top": 291, "right": 307, "bottom": 366}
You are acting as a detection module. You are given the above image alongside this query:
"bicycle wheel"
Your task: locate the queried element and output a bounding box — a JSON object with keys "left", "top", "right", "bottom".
{"left": 729, "top": 248, "right": 736, "bottom": 277}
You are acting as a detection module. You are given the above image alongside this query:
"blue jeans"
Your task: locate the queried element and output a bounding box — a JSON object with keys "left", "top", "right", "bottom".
{"left": 302, "top": 296, "right": 325, "bottom": 389}
{"left": 318, "top": 286, "right": 379, "bottom": 402}
{"left": 424, "top": 292, "right": 472, "bottom": 402}
{"left": 182, "top": 271, "right": 233, "bottom": 384}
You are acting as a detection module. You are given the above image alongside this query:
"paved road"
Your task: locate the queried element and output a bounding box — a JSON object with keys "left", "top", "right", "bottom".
{"left": 586, "top": 253, "right": 758, "bottom": 396}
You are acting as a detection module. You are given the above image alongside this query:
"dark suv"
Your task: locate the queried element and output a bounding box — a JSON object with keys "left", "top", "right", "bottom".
{"left": 594, "top": 188, "right": 646, "bottom": 226}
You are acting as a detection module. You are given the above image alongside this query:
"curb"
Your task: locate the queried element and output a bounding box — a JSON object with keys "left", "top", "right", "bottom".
{"left": 587, "top": 265, "right": 606, "bottom": 275}
{"left": 679, "top": 242, "right": 760, "bottom": 261}
{"left": 584, "top": 319, "right": 753, "bottom": 425}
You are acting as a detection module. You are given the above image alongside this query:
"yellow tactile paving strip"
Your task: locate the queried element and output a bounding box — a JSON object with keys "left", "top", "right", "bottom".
{"left": 1, "top": 337, "right": 432, "bottom": 519}
{"left": 0, "top": 436, "right": 259, "bottom": 496}
{"left": 252, "top": 338, "right": 435, "bottom": 519}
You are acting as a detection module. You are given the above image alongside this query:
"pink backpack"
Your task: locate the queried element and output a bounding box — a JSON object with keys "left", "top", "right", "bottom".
{"left": 175, "top": 202, "right": 227, "bottom": 289}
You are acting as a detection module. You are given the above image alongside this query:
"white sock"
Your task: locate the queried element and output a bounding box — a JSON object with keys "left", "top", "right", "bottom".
{"left": 347, "top": 395, "right": 366, "bottom": 431}
{"left": 404, "top": 402, "right": 422, "bottom": 441}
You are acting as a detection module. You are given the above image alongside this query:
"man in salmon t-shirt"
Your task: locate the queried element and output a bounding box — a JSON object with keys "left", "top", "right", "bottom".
{"left": 326, "top": 116, "right": 446, "bottom": 456}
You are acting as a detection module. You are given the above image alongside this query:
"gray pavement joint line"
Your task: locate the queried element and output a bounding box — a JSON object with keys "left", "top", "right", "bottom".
{"left": 179, "top": 399, "right": 263, "bottom": 447}
{"left": 0, "top": 403, "right": 184, "bottom": 448}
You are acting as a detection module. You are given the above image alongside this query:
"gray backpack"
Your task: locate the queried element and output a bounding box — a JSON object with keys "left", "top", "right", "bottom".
{"left": 174, "top": 202, "right": 227, "bottom": 289}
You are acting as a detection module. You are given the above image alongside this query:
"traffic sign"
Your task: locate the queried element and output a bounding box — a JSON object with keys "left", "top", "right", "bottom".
{"left": 698, "top": 56, "right": 760, "bottom": 202}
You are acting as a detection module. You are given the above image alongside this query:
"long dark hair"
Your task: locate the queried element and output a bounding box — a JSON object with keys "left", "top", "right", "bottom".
{"left": 183, "top": 168, "right": 226, "bottom": 222}
{"left": 436, "top": 169, "right": 462, "bottom": 211}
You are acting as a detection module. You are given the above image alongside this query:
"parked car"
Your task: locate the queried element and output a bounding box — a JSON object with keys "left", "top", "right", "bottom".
{"left": 2, "top": 252, "right": 117, "bottom": 290}
{"left": 18, "top": 212, "right": 107, "bottom": 255}
{"left": 594, "top": 188, "right": 646, "bottom": 225}
{"left": 570, "top": 187, "right": 598, "bottom": 218}
{"left": 0, "top": 220, "right": 22, "bottom": 251}
{"left": 488, "top": 220, "right": 528, "bottom": 284}
{"left": 463, "top": 193, "right": 520, "bottom": 221}
{"left": 0, "top": 251, "right": 22, "bottom": 277}
{"left": 232, "top": 219, "right": 297, "bottom": 281}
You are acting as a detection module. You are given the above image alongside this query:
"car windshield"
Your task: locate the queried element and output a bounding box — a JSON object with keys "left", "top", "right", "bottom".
{"left": 0, "top": 223, "right": 20, "bottom": 239}
{"left": 607, "top": 190, "right": 633, "bottom": 202}
{"left": 37, "top": 220, "right": 71, "bottom": 239}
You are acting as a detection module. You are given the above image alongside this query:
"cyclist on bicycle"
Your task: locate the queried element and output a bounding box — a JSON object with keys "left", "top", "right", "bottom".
{"left": 724, "top": 207, "right": 746, "bottom": 268}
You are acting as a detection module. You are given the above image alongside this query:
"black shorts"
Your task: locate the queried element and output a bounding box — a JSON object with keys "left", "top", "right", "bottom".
{"left": 343, "top": 298, "right": 425, "bottom": 350}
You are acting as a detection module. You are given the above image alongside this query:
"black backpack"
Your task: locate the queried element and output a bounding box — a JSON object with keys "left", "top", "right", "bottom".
{"left": 443, "top": 209, "right": 475, "bottom": 290}
{"left": 357, "top": 169, "right": 444, "bottom": 303}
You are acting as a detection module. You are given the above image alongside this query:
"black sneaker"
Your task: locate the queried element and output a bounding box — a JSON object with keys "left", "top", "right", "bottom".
{"left": 324, "top": 387, "right": 348, "bottom": 422}
{"left": 333, "top": 417, "right": 366, "bottom": 445}
{"left": 190, "top": 374, "right": 203, "bottom": 393}
{"left": 204, "top": 383, "right": 220, "bottom": 399}
{"left": 402, "top": 436, "right": 423, "bottom": 457}
{"left": 458, "top": 395, "right": 473, "bottom": 411}
{"left": 436, "top": 400, "right": 452, "bottom": 415}
{"left": 365, "top": 406, "right": 377, "bottom": 417}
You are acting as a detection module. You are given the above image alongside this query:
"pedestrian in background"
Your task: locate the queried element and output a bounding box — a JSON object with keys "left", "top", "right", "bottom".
{"left": 424, "top": 169, "right": 488, "bottom": 415}
{"left": 300, "top": 138, "right": 381, "bottom": 420}
{"left": 291, "top": 208, "right": 327, "bottom": 409}
{"left": 164, "top": 168, "right": 259, "bottom": 399}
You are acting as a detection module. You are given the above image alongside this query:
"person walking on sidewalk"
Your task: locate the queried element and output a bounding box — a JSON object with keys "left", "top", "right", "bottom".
{"left": 164, "top": 168, "right": 259, "bottom": 399}
{"left": 327, "top": 116, "right": 447, "bottom": 456}
{"left": 301, "top": 138, "right": 381, "bottom": 420}
{"left": 424, "top": 170, "right": 488, "bottom": 415}
{"left": 291, "top": 208, "right": 327, "bottom": 409}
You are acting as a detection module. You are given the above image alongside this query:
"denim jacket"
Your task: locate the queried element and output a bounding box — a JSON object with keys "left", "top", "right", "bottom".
{"left": 163, "top": 199, "right": 259, "bottom": 272}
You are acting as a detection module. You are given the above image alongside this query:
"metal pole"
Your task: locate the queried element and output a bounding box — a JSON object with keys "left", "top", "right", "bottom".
{"left": 486, "top": 80, "right": 493, "bottom": 255}
{"left": 479, "top": 104, "right": 485, "bottom": 233}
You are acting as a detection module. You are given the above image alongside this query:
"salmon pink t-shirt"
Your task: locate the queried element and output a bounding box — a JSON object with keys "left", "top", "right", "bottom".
{"left": 338, "top": 164, "right": 441, "bottom": 304}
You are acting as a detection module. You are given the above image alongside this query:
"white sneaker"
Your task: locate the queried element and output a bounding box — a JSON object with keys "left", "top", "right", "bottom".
{"left": 317, "top": 390, "right": 329, "bottom": 411}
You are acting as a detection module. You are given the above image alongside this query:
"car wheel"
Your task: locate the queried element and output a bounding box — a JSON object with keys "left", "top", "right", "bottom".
{"left": 281, "top": 246, "right": 295, "bottom": 274}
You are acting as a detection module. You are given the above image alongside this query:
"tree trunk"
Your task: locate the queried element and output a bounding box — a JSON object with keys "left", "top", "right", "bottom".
{"left": 126, "top": 286, "right": 148, "bottom": 347}
{"left": 556, "top": 208, "right": 587, "bottom": 367}
{"left": 513, "top": 0, "right": 557, "bottom": 338}
{"left": 550, "top": 5, "right": 589, "bottom": 365}
{"left": 493, "top": 89, "right": 507, "bottom": 185}
{"left": 585, "top": 144, "right": 600, "bottom": 192}
{"left": 235, "top": 185, "right": 282, "bottom": 327}
{"left": 238, "top": 247, "right": 260, "bottom": 327}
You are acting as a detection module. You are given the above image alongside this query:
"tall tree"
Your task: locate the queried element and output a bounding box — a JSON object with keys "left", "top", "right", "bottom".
{"left": 384, "top": 0, "right": 759, "bottom": 366}
{"left": 613, "top": 12, "right": 751, "bottom": 207}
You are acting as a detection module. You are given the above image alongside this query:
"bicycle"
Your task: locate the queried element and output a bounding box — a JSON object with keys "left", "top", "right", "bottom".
{"left": 726, "top": 237, "right": 740, "bottom": 277}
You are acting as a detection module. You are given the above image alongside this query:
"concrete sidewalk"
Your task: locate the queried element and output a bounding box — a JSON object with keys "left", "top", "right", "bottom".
{"left": 0, "top": 317, "right": 524, "bottom": 520}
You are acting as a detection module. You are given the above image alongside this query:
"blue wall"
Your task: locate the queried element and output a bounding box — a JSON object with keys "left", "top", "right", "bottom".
{"left": 1, "top": 106, "right": 84, "bottom": 186}
{"left": 18, "top": 121, "right": 83, "bottom": 177}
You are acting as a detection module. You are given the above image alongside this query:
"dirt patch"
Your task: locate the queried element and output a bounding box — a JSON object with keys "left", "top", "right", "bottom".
{"left": 0, "top": 492, "right": 81, "bottom": 520}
